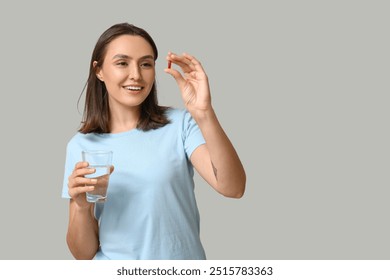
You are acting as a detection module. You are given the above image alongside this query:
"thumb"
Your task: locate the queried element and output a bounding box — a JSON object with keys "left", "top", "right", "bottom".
{"left": 164, "top": 68, "right": 187, "bottom": 90}
{"left": 109, "top": 165, "right": 115, "bottom": 174}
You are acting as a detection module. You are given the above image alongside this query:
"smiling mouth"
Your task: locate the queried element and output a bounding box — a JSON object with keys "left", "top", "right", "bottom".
{"left": 124, "top": 86, "right": 144, "bottom": 91}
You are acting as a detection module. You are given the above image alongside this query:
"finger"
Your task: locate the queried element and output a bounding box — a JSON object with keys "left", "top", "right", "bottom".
{"left": 68, "top": 185, "right": 95, "bottom": 198}
{"left": 166, "top": 51, "right": 173, "bottom": 69}
{"left": 182, "top": 53, "right": 206, "bottom": 73}
{"left": 68, "top": 177, "right": 97, "bottom": 189}
{"left": 75, "top": 161, "right": 89, "bottom": 169}
{"left": 109, "top": 165, "right": 115, "bottom": 174}
{"left": 164, "top": 67, "right": 187, "bottom": 89}
{"left": 75, "top": 177, "right": 97, "bottom": 186}
{"left": 166, "top": 53, "right": 195, "bottom": 72}
{"left": 70, "top": 161, "right": 94, "bottom": 176}
{"left": 73, "top": 167, "right": 96, "bottom": 178}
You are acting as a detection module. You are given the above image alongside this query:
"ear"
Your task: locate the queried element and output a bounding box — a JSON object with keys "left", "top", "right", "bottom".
{"left": 93, "top": 61, "right": 104, "bottom": 81}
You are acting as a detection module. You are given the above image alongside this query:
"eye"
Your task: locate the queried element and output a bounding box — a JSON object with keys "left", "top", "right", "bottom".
{"left": 140, "top": 62, "right": 154, "bottom": 68}
{"left": 116, "top": 61, "right": 128, "bottom": 67}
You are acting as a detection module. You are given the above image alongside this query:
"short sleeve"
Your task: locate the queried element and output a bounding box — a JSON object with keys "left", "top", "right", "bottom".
{"left": 182, "top": 111, "right": 206, "bottom": 159}
{"left": 61, "top": 140, "right": 79, "bottom": 199}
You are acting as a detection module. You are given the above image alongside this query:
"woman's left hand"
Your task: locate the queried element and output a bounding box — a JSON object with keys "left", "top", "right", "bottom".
{"left": 165, "top": 53, "right": 246, "bottom": 198}
{"left": 165, "top": 53, "right": 212, "bottom": 117}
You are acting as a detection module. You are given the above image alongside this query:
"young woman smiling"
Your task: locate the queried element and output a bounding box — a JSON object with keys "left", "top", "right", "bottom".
{"left": 62, "top": 23, "right": 246, "bottom": 260}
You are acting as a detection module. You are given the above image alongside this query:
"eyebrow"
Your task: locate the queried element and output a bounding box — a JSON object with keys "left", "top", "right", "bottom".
{"left": 112, "top": 54, "right": 154, "bottom": 60}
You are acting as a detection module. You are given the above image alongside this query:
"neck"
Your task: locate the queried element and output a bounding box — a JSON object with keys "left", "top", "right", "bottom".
{"left": 109, "top": 106, "right": 141, "bottom": 133}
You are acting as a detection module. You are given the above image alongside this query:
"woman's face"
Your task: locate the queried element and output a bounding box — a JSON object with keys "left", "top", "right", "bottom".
{"left": 96, "top": 35, "right": 156, "bottom": 112}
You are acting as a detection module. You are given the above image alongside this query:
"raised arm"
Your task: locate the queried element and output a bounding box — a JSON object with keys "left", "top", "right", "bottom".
{"left": 165, "top": 53, "right": 246, "bottom": 198}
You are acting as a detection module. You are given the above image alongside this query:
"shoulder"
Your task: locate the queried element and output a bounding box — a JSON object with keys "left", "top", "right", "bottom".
{"left": 66, "top": 132, "right": 81, "bottom": 146}
{"left": 166, "top": 107, "right": 186, "bottom": 120}
{"left": 66, "top": 132, "right": 97, "bottom": 149}
{"left": 67, "top": 132, "right": 86, "bottom": 143}
{"left": 166, "top": 107, "right": 195, "bottom": 126}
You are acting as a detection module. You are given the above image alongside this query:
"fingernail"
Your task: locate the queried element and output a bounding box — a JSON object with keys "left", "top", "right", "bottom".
{"left": 91, "top": 179, "right": 97, "bottom": 184}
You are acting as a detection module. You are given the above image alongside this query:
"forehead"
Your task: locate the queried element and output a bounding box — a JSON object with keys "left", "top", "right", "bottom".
{"left": 105, "top": 35, "right": 154, "bottom": 59}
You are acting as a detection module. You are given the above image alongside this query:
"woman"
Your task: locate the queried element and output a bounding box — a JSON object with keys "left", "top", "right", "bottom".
{"left": 62, "top": 22, "right": 246, "bottom": 260}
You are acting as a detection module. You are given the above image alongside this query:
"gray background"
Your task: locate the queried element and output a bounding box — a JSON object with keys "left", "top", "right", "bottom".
{"left": 0, "top": 0, "right": 388, "bottom": 259}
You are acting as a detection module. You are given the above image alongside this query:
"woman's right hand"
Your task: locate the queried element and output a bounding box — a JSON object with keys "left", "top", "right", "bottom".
{"left": 67, "top": 161, "right": 97, "bottom": 208}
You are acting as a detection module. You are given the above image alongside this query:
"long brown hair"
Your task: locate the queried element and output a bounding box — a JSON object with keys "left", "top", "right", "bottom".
{"left": 79, "top": 23, "right": 170, "bottom": 133}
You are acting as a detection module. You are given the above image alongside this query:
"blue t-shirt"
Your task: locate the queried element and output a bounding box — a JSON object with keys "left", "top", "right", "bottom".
{"left": 62, "top": 108, "right": 206, "bottom": 260}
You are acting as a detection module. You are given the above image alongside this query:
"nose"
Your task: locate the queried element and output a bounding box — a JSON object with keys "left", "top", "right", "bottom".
{"left": 128, "top": 62, "right": 141, "bottom": 81}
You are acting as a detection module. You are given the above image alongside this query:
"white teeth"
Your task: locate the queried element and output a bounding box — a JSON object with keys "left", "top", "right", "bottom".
{"left": 126, "top": 86, "right": 142, "bottom": 91}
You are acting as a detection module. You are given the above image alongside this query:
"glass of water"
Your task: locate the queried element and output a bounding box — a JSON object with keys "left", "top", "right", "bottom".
{"left": 82, "top": 150, "right": 113, "bottom": 203}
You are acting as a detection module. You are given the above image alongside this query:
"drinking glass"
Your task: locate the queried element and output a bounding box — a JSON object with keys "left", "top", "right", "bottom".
{"left": 82, "top": 150, "right": 113, "bottom": 203}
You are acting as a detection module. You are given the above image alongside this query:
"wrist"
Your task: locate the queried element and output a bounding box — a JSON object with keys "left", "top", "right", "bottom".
{"left": 73, "top": 200, "right": 94, "bottom": 214}
{"left": 191, "top": 107, "right": 216, "bottom": 125}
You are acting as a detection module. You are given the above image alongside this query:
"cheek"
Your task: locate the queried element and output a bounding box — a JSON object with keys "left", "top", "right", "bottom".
{"left": 146, "top": 68, "right": 155, "bottom": 79}
{"left": 148, "top": 73, "right": 156, "bottom": 88}
{"left": 142, "top": 69, "right": 155, "bottom": 85}
{"left": 105, "top": 73, "right": 127, "bottom": 89}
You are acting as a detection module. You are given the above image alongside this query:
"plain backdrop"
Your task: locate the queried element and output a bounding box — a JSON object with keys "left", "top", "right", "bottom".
{"left": 0, "top": 0, "right": 389, "bottom": 259}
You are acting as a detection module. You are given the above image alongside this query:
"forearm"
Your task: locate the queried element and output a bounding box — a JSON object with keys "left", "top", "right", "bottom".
{"left": 166, "top": 52, "right": 245, "bottom": 196}
{"left": 66, "top": 200, "right": 99, "bottom": 259}
{"left": 194, "top": 108, "right": 246, "bottom": 197}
